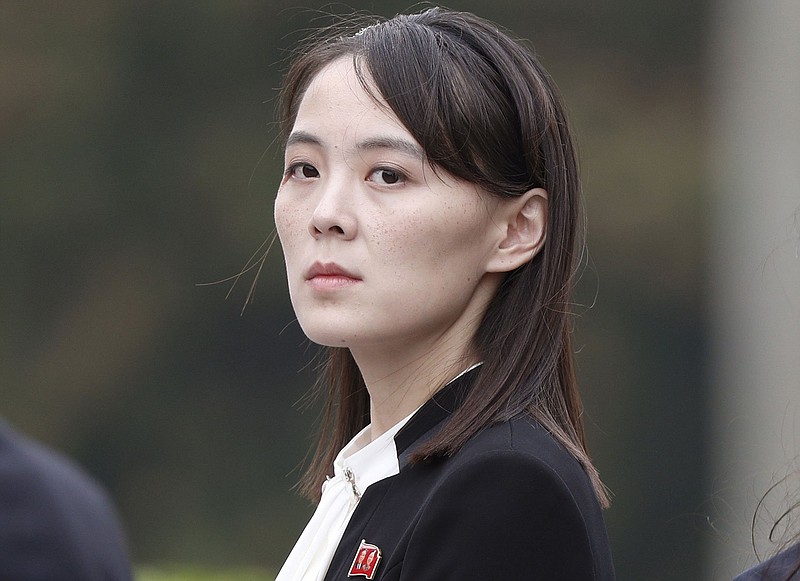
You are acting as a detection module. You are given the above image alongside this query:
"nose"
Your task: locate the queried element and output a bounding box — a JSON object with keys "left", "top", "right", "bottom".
{"left": 308, "top": 177, "right": 357, "bottom": 240}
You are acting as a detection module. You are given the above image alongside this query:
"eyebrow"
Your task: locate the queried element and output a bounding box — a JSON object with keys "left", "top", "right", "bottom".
{"left": 285, "top": 131, "right": 424, "bottom": 161}
{"left": 356, "top": 136, "right": 424, "bottom": 160}
{"left": 285, "top": 130, "right": 322, "bottom": 149}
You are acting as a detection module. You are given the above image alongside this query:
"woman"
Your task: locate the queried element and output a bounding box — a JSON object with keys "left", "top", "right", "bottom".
{"left": 273, "top": 8, "right": 614, "bottom": 580}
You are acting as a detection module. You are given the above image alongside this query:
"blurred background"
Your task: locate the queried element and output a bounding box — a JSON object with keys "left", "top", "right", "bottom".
{"left": 2, "top": 1, "right": 798, "bottom": 579}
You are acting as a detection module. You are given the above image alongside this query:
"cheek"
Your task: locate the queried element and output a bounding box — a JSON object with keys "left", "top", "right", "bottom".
{"left": 274, "top": 196, "right": 310, "bottom": 285}
{"left": 384, "top": 204, "right": 490, "bottom": 267}
{"left": 371, "top": 212, "right": 430, "bottom": 266}
{"left": 274, "top": 194, "right": 305, "bottom": 249}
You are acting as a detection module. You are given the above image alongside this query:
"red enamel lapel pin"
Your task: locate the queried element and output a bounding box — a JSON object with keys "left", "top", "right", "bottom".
{"left": 347, "top": 539, "right": 382, "bottom": 579}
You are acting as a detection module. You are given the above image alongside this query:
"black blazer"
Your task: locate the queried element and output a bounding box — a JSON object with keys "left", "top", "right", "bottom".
{"left": 0, "top": 419, "right": 133, "bottom": 581}
{"left": 323, "top": 370, "right": 615, "bottom": 580}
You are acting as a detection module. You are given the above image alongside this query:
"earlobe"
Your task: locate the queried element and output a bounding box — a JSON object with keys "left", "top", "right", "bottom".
{"left": 487, "top": 188, "right": 548, "bottom": 273}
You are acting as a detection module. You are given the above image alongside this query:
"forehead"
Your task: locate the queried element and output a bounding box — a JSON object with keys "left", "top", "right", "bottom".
{"left": 292, "top": 57, "right": 411, "bottom": 140}
{"left": 302, "top": 57, "right": 366, "bottom": 103}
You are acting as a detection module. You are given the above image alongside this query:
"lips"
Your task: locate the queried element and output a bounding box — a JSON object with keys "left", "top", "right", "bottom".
{"left": 304, "top": 262, "right": 362, "bottom": 289}
{"left": 305, "top": 262, "right": 361, "bottom": 280}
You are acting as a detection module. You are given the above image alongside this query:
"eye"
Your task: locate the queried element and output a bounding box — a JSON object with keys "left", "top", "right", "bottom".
{"left": 286, "top": 163, "right": 319, "bottom": 179}
{"left": 368, "top": 168, "right": 405, "bottom": 186}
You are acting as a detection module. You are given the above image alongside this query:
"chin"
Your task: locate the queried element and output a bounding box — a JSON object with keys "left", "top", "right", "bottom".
{"left": 296, "top": 320, "right": 355, "bottom": 348}
{"left": 307, "top": 336, "right": 352, "bottom": 348}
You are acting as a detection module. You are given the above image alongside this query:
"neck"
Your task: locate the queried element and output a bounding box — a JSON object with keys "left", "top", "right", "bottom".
{"left": 347, "top": 272, "right": 501, "bottom": 440}
{"left": 351, "top": 337, "right": 477, "bottom": 440}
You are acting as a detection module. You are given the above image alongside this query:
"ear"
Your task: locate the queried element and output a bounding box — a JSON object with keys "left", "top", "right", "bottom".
{"left": 486, "top": 188, "right": 548, "bottom": 273}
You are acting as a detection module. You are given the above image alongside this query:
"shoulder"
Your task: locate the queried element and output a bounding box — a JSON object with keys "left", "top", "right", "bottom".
{"left": 0, "top": 420, "right": 133, "bottom": 580}
{"left": 453, "top": 415, "right": 586, "bottom": 470}
{"left": 0, "top": 419, "right": 114, "bottom": 519}
{"left": 445, "top": 416, "right": 602, "bottom": 513}
{"left": 734, "top": 544, "right": 800, "bottom": 580}
{"left": 397, "top": 417, "right": 614, "bottom": 579}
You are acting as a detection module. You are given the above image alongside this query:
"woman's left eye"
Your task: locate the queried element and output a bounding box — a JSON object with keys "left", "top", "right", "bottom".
{"left": 368, "top": 168, "right": 405, "bottom": 186}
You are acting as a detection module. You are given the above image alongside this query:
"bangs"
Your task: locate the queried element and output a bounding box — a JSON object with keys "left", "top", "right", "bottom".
{"left": 279, "top": 10, "right": 546, "bottom": 198}
{"left": 355, "top": 15, "right": 532, "bottom": 197}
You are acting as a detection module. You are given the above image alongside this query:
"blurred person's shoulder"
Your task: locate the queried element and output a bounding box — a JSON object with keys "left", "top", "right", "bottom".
{"left": 0, "top": 418, "right": 133, "bottom": 581}
{"left": 734, "top": 544, "right": 800, "bottom": 580}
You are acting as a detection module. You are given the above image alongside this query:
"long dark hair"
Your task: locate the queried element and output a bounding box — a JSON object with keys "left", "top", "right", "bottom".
{"left": 278, "top": 7, "right": 609, "bottom": 507}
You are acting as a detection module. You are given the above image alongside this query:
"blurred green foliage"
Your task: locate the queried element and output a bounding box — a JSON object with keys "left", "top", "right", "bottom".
{"left": 1, "top": 0, "right": 709, "bottom": 579}
{"left": 137, "top": 565, "right": 273, "bottom": 581}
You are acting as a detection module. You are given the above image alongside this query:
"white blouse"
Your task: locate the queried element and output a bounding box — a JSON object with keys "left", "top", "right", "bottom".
{"left": 274, "top": 364, "right": 481, "bottom": 581}
{"left": 273, "top": 410, "right": 415, "bottom": 581}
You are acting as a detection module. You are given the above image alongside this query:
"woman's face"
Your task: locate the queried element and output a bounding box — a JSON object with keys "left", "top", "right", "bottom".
{"left": 274, "top": 58, "right": 512, "bottom": 356}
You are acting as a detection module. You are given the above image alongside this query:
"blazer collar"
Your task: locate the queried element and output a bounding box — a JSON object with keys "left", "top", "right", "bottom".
{"left": 393, "top": 365, "right": 480, "bottom": 460}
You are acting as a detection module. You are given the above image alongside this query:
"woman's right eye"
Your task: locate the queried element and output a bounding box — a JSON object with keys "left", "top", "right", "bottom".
{"left": 287, "top": 163, "right": 319, "bottom": 179}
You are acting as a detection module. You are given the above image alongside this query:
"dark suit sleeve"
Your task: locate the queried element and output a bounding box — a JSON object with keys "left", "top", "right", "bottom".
{"left": 393, "top": 450, "right": 600, "bottom": 580}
